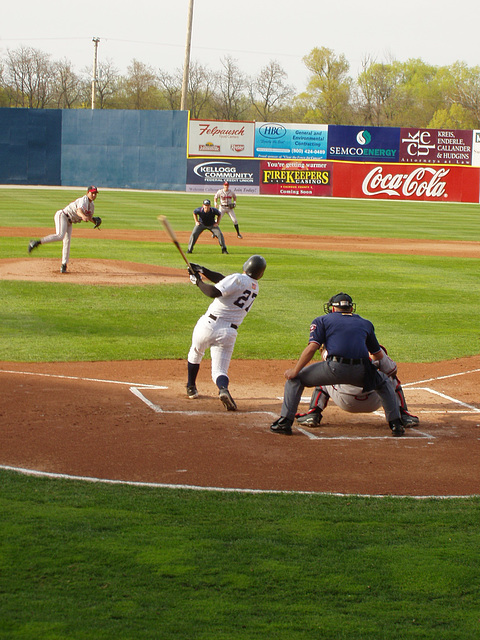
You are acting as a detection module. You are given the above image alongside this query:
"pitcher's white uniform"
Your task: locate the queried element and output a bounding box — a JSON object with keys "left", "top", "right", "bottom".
{"left": 40, "top": 193, "right": 96, "bottom": 265}
{"left": 188, "top": 272, "right": 259, "bottom": 383}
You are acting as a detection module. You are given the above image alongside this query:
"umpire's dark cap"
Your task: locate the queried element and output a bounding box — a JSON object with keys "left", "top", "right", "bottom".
{"left": 331, "top": 292, "right": 353, "bottom": 307}
{"left": 203, "top": 199, "right": 211, "bottom": 205}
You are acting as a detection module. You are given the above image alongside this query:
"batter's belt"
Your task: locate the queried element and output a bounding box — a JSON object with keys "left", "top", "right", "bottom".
{"left": 209, "top": 313, "right": 238, "bottom": 330}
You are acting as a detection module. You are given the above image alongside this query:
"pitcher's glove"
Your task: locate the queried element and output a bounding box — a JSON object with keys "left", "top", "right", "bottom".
{"left": 228, "top": 203, "right": 236, "bottom": 209}
{"left": 92, "top": 216, "right": 102, "bottom": 229}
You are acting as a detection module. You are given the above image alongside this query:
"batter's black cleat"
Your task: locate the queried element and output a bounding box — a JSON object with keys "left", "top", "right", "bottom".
{"left": 28, "top": 239, "right": 40, "bottom": 253}
{"left": 186, "top": 384, "right": 199, "bottom": 399}
{"left": 295, "top": 407, "right": 322, "bottom": 426}
{"left": 187, "top": 250, "right": 193, "bottom": 254}
{"left": 237, "top": 234, "right": 243, "bottom": 239}
{"left": 401, "top": 410, "right": 419, "bottom": 427}
{"left": 222, "top": 249, "right": 229, "bottom": 254}
{"left": 270, "top": 417, "right": 293, "bottom": 435}
{"left": 389, "top": 419, "right": 405, "bottom": 437}
{"left": 219, "top": 387, "right": 237, "bottom": 411}
{"left": 61, "top": 263, "right": 67, "bottom": 273}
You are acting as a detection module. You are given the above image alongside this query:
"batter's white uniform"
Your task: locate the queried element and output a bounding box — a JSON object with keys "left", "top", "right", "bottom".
{"left": 188, "top": 272, "right": 259, "bottom": 383}
{"left": 41, "top": 195, "right": 95, "bottom": 265}
{"left": 214, "top": 187, "right": 238, "bottom": 225}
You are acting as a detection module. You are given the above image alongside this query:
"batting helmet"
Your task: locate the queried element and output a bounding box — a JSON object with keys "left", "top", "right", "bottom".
{"left": 243, "top": 255, "right": 266, "bottom": 280}
{"left": 324, "top": 292, "right": 356, "bottom": 314}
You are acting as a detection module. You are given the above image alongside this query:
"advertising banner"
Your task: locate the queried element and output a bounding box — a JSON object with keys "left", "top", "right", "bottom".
{"left": 254, "top": 123, "right": 328, "bottom": 159}
{"left": 333, "top": 162, "right": 480, "bottom": 203}
{"left": 400, "top": 128, "right": 473, "bottom": 165}
{"left": 260, "top": 160, "right": 333, "bottom": 196}
{"left": 471, "top": 130, "right": 480, "bottom": 167}
{"left": 188, "top": 119, "right": 255, "bottom": 157}
{"left": 186, "top": 158, "right": 260, "bottom": 194}
{"left": 327, "top": 125, "right": 400, "bottom": 162}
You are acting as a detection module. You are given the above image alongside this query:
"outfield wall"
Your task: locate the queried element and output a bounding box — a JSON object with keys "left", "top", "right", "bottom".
{"left": 0, "top": 108, "right": 188, "bottom": 191}
{"left": 0, "top": 108, "right": 479, "bottom": 202}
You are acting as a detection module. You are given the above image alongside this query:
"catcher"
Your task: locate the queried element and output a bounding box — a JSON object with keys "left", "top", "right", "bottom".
{"left": 28, "top": 186, "right": 102, "bottom": 273}
{"left": 214, "top": 181, "right": 242, "bottom": 238}
{"left": 296, "top": 346, "right": 420, "bottom": 428}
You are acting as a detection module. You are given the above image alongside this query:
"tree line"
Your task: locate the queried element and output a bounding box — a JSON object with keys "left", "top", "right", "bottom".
{"left": 1, "top": 45, "right": 480, "bottom": 129}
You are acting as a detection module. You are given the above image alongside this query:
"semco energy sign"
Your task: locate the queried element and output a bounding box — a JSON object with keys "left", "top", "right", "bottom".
{"left": 327, "top": 125, "right": 400, "bottom": 162}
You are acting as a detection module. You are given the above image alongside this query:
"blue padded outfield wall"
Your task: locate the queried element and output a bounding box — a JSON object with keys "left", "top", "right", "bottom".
{"left": 61, "top": 110, "right": 188, "bottom": 190}
{"left": 0, "top": 109, "right": 62, "bottom": 185}
{"left": 0, "top": 108, "right": 188, "bottom": 191}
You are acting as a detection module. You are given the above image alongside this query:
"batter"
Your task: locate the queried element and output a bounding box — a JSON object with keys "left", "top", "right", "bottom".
{"left": 186, "top": 255, "right": 267, "bottom": 411}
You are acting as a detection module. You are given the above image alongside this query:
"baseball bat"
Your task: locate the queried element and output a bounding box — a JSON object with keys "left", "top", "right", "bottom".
{"left": 158, "top": 215, "right": 192, "bottom": 270}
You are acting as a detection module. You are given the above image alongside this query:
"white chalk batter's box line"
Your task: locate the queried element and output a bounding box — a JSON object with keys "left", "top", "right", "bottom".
{"left": 3, "top": 368, "right": 480, "bottom": 440}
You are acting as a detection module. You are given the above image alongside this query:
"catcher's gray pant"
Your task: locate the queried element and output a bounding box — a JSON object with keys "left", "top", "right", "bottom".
{"left": 281, "top": 360, "right": 401, "bottom": 423}
{"left": 188, "top": 314, "right": 238, "bottom": 383}
{"left": 40, "top": 210, "right": 73, "bottom": 264}
{"left": 219, "top": 205, "right": 238, "bottom": 225}
{"left": 188, "top": 224, "right": 227, "bottom": 252}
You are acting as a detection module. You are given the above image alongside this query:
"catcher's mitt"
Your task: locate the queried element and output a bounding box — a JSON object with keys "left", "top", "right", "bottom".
{"left": 92, "top": 216, "right": 102, "bottom": 229}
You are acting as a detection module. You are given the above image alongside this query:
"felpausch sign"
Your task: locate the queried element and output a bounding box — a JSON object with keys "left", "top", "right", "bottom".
{"left": 188, "top": 119, "right": 255, "bottom": 157}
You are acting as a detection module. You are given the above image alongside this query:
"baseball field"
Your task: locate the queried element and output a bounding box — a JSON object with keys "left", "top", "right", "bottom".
{"left": 1, "top": 188, "right": 480, "bottom": 638}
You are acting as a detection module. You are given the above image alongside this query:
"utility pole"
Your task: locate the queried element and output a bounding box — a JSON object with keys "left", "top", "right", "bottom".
{"left": 180, "top": 0, "right": 194, "bottom": 111}
{"left": 91, "top": 37, "right": 100, "bottom": 110}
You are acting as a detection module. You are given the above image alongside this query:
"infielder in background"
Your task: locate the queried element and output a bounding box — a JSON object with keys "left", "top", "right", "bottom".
{"left": 28, "top": 186, "right": 102, "bottom": 273}
{"left": 186, "top": 255, "right": 267, "bottom": 411}
{"left": 295, "top": 346, "right": 420, "bottom": 427}
{"left": 187, "top": 199, "right": 228, "bottom": 254}
{"left": 270, "top": 292, "right": 406, "bottom": 436}
{"left": 214, "top": 181, "right": 243, "bottom": 239}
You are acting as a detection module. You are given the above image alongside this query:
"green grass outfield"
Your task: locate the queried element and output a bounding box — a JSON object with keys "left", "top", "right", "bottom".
{"left": 1, "top": 189, "right": 480, "bottom": 639}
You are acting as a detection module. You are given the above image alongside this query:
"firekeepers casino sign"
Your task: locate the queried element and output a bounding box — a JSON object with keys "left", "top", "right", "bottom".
{"left": 333, "top": 162, "right": 480, "bottom": 203}
{"left": 260, "top": 160, "right": 333, "bottom": 196}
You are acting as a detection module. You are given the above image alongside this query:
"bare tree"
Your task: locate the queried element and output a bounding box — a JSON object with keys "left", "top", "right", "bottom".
{"left": 187, "top": 61, "right": 217, "bottom": 118}
{"left": 249, "top": 60, "right": 294, "bottom": 121}
{"left": 94, "top": 59, "right": 121, "bottom": 109}
{"left": 157, "top": 69, "right": 182, "bottom": 109}
{"left": 213, "top": 56, "right": 249, "bottom": 120}
{"left": 51, "top": 58, "right": 83, "bottom": 108}
{"left": 4, "top": 46, "right": 54, "bottom": 108}
{"left": 120, "top": 59, "right": 160, "bottom": 109}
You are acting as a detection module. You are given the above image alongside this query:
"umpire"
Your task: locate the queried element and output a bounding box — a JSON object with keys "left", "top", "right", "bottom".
{"left": 187, "top": 199, "right": 229, "bottom": 254}
{"left": 270, "top": 292, "right": 405, "bottom": 436}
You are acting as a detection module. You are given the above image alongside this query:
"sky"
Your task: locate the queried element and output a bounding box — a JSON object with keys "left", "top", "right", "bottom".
{"left": 2, "top": 0, "right": 479, "bottom": 93}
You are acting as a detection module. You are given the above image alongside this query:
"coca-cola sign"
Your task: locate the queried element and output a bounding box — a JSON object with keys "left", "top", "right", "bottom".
{"left": 333, "top": 162, "right": 480, "bottom": 203}
{"left": 362, "top": 166, "right": 449, "bottom": 198}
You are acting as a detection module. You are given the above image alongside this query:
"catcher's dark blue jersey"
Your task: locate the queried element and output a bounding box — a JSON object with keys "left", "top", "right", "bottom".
{"left": 309, "top": 312, "right": 381, "bottom": 359}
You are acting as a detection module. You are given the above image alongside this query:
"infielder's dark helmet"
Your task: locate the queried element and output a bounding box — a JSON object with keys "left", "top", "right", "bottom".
{"left": 243, "top": 254, "right": 266, "bottom": 280}
{"left": 324, "top": 292, "right": 356, "bottom": 314}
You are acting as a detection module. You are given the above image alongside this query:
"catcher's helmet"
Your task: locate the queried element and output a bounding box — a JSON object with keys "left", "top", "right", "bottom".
{"left": 324, "top": 292, "right": 356, "bottom": 314}
{"left": 243, "top": 254, "right": 266, "bottom": 280}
